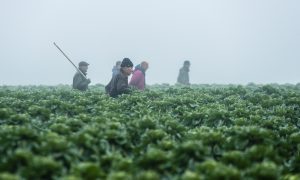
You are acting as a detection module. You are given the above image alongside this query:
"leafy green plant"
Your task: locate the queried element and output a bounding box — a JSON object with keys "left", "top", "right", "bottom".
{"left": 1, "top": 84, "right": 300, "bottom": 178}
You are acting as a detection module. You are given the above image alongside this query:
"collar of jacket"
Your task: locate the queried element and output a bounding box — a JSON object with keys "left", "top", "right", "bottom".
{"left": 119, "top": 71, "right": 128, "bottom": 78}
{"left": 78, "top": 69, "right": 87, "bottom": 75}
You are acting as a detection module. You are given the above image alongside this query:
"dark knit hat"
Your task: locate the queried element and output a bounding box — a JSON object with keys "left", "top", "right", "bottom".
{"left": 121, "top": 58, "right": 133, "bottom": 68}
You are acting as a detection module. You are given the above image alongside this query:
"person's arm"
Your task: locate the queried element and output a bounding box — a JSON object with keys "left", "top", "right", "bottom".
{"left": 78, "top": 78, "right": 91, "bottom": 89}
{"left": 73, "top": 73, "right": 90, "bottom": 89}
{"left": 116, "top": 77, "right": 131, "bottom": 94}
{"left": 186, "top": 73, "right": 190, "bottom": 85}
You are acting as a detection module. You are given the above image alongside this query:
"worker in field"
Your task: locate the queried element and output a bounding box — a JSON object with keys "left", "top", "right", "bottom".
{"left": 105, "top": 58, "right": 134, "bottom": 97}
{"left": 73, "top": 61, "right": 91, "bottom": 91}
{"left": 112, "top": 61, "right": 121, "bottom": 77}
{"left": 129, "top": 61, "right": 149, "bottom": 91}
{"left": 177, "top": 60, "right": 191, "bottom": 85}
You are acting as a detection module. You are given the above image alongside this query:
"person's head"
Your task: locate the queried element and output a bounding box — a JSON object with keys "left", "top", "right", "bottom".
{"left": 183, "top": 60, "right": 190, "bottom": 68}
{"left": 116, "top": 61, "right": 121, "bottom": 68}
{"left": 141, "top": 61, "right": 149, "bottom": 71}
{"left": 120, "top": 58, "right": 133, "bottom": 76}
{"left": 78, "top": 61, "right": 89, "bottom": 73}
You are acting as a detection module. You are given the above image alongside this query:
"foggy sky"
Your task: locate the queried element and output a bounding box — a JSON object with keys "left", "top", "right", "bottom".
{"left": 1, "top": 0, "right": 300, "bottom": 85}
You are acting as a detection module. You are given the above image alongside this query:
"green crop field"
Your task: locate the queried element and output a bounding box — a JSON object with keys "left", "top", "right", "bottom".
{"left": 1, "top": 84, "right": 300, "bottom": 180}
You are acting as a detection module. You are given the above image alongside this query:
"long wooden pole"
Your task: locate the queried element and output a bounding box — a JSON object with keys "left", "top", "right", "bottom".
{"left": 53, "top": 42, "right": 88, "bottom": 80}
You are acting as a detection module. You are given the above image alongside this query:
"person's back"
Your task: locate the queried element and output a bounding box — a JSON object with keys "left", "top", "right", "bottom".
{"left": 129, "top": 62, "right": 149, "bottom": 90}
{"left": 177, "top": 61, "right": 190, "bottom": 85}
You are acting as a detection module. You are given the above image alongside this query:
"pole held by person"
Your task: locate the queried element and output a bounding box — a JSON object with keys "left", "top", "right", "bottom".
{"left": 53, "top": 42, "right": 88, "bottom": 80}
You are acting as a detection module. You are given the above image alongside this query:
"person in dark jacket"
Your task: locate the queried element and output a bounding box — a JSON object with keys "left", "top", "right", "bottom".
{"left": 129, "top": 61, "right": 149, "bottom": 90}
{"left": 112, "top": 61, "right": 121, "bottom": 77}
{"left": 73, "top": 61, "right": 91, "bottom": 91}
{"left": 105, "top": 58, "right": 134, "bottom": 97}
{"left": 177, "top": 60, "right": 191, "bottom": 85}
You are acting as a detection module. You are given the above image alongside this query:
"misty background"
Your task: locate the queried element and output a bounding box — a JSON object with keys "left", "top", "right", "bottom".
{"left": 0, "top": 0, "right": 299, "bottom": 85}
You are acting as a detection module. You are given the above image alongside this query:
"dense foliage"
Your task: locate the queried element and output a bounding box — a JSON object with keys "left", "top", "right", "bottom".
{"left": 1, "top": 84, "right": 300, "bottom": 180}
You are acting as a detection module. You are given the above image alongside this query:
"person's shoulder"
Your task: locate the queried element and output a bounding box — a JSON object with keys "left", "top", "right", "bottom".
{"left": 134, "top": 69, "right": 144, "bottom": 76}
{"left": 73, "top": 72, "right": 80, "bottom": 77}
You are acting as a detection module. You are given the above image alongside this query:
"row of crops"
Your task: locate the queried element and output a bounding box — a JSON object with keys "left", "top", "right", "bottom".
{"left": 1, "top": 84, "right": 300, "bottom": 179}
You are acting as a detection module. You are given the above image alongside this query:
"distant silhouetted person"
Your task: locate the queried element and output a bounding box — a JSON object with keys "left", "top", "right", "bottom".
{"left": 112, "top": 61, "right": 121, "bottom": 77}
{"left": 105, "top": 58, "right": 134, "bottom": 97}
{"left": 177, "top": 61, "right": 190, "bottom": 85}
{"left": 73, "top": 61, "right": 91, "bottom": 91}
{"left": 130, "top": 61, "right": 149, "bottom": 90}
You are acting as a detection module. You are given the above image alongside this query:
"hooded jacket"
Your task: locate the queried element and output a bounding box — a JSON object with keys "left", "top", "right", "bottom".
{"left": 177, "top": 66, "right": 190, "bottom": 85}
{"left": 129, "top": 64, "right": 146, "bottom": 90}
{"left": 105, "top": 72, "right": 131, "bottom": 97}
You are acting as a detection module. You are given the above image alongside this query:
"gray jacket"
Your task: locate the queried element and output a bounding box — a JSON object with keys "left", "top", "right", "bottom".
{"left": 105, "top": 73, "right": 131, "bottom": 97}
{"left": 177, "top": 67, "right": 190, "bottom": 85}
{"left": 73, "top": 72, "right": 90, "bottom": 91}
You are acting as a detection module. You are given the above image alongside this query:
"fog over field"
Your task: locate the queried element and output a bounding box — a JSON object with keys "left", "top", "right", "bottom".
{"left": 0, "top": 0, "right": 299, "bottom": 85}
